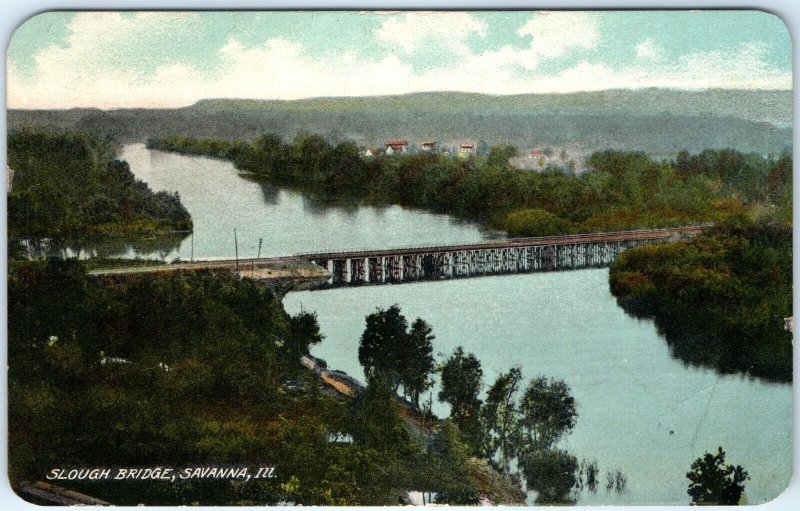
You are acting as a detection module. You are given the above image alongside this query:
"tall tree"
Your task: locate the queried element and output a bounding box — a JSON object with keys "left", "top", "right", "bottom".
{"left": 401, "top": 319, "right": 435, "bottom": 407}
{"left": 438, "top": 347, "right": 484, "bottom": 454}
{"left": 358, "top": 305, "right": 408, "bottom": 389}
{"left": 282, "top": 311, "right": 324, "bottom": 376}
{"left": 482, "top": 367, "right": 523, "bottom": 471}
{"left": 686, "top": 447, "right": 749, "bottom": 505}
{"left": 518, "top": 376, "right": 578, "bottom": 453}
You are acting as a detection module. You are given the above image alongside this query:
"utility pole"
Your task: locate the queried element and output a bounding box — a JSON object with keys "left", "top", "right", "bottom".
{"left": 234, "top": 228, "right": 239, "bottom": 276}
{"left": 190, "top": 231, "right": 194, "bottom": 263}
{"left": 253, "top": 238, "right": 262, "bottom": 278}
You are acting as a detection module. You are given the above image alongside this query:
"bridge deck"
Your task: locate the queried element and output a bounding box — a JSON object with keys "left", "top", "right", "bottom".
{"left": 296, "top": 225, "right": 704, "bottom": 260}
{"left": 89, "top": 226, "right": 704, "bottom": 277}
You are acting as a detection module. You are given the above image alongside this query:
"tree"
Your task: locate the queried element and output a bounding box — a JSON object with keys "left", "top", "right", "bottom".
{"left": 358, "top": 305, "right": 408, "bottom": 389}
{"left": 438, "top": 347, "right": 484, "bottom": 453}
{"left": 401, "top": 319, "right": 435, "bottom": 407}
{"left": 686, "top": 447, "right": 749, "bottom": 505}
{"left": 428, "top": 420, "right": 481, "bottom": 505}
{"left": 518, "top": 376, "right": 577, "bottom": 453}
{"left": 519, "top": 449, "right": 578, "bottom": 504}
{"left": 503, "top": 208, "right": 573, "bottom": 237}
{"left": 282, "top": 311, "right": 324, "bottom": 376}
{"left": 349, "top": 378, "right": 410, "bottom": 453}
{"left": 481, "top": 367, "right": 523, "bottom": 471}
{"left": 486, "top": 144, "right": 518, "bottom": 167}
{"left": 358, "top": 306, "right": 436, "bottom": 406}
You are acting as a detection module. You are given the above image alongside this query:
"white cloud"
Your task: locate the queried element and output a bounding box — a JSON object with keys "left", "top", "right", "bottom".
{"left": 6, "top": 13, "right": 791, "bottom": 110}
{"left": 636, "top": 39, "right": 660, "bottom": 59}
{"left": 8, "top": 12, "right": 202, "bottom": 109}
{"left": 374, "top": 12, "right": 487, "bottom": 55}
{"left": 517, "top": 11, "right": 600, "bottom": 60}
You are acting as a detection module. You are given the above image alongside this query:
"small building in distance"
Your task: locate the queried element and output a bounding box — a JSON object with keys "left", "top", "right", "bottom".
{"left": 420, "top": 141, "right": 437, "bottom": 152}
{"left": 458, "top": 143, "right": 475, "bottom": 158}
{"left": 384, "top": 140, "right": 408, "bottom": 154}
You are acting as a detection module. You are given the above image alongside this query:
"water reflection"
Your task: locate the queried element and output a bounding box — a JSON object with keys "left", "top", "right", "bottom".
{"left": 614, "top": 297, "right": 791, "bottom": 384}
{"left": 120, "top": 144, "right": 490, "bottom": 259}
{"left": 240, "top": 174, "right": 280, "bottom": 205}
{"left": 283, "top": 270, "right": 792, "bottom": 505}
{"left": 12, "top": 232, "right": 188, "bottom": 261}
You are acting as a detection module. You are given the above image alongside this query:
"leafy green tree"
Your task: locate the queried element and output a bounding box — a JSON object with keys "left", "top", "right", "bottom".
{"left": 482, "top": 367, "right": 523, "bottom": 471}
{"left": 503, "top": 208, "right": 573, "bottom": 237}
{"left": 686, "top": 447, "right": 749, "bottom": 505}
{"left": 519, "top": 449, "right": 578, "bottom": 504}
{"left": 518, "top": 376, "right": 578, "bottom": 453}
{"left": 428, "top": 420, "right": 481, "bottom": 505}
{"left": 281, "top": 311, "right": 324, "bottom": 376}
{"left": 401, "top": 319, "right": 435, "bottom": 407}
{"left": 438, "top": 347, "right": 484, "bottom": 454}
{"left": 486, "top": 144, "right": 518, "bottom": 167}
{"left": 358, "top": 306, "right": 436, "bottom": 406}
{"left": 358, "top": 305, "right": 408, "bottom": 389}
{"left": 349, "top": 378, "right": 410, "bottom": 452}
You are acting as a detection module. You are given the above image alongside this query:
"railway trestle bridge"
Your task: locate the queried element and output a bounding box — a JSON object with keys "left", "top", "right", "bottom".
{"left": 300, "top": 226, "right": 703, "bottom": 288}
{"left": 90, "top": 226, "right": 704, "bottom": 289}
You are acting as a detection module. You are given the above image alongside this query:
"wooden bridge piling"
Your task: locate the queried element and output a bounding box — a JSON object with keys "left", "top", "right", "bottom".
{"left": 307, "top": 226, "right": 702, "bottom": 288}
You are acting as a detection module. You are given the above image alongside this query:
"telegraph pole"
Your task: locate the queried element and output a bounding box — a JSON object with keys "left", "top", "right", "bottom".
{"left": 253, "top": 238, "right": 262, "bottom": 277}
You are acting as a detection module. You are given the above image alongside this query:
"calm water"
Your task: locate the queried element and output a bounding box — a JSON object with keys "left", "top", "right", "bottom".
{"left": 126, "top": 143, "right": 792, "bottom": 505}
{"left": 120, "top": 144, "right": 492, "bottom": 259}
{"left": 284, "top": 272, "right": 792, "bottom": 505}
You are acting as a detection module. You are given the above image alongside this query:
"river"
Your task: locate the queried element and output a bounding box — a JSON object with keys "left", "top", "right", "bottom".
{"left": 125, "top": 144, "right": 791, "bottom": 505}
{"left": 120, "top": 144, "right": 493, "bottom": 259}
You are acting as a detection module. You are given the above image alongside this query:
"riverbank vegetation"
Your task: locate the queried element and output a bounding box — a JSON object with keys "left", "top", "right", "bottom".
{"left": 609, "top": 219, "right": 792, "bottom": 383}
{"left": 8, "top": 128, "right": 192, "bottom": 239}
{"left": 147, "top": 134, "right": 790, "bottom": 237}
{"left": 8, "top": 261, "right": 522, "bottom": 505}
{"left": 356, "top": 305, "right": 628, "bottom": 504}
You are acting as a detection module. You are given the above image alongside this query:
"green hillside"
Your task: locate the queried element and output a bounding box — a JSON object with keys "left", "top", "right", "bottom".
{"left": 8, "top": 89, "right": 791, "bottom": 154}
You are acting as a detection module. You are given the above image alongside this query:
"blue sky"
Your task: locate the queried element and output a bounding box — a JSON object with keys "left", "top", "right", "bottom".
{"left": 7, "top": 10, "right": 792, "bottom": 109}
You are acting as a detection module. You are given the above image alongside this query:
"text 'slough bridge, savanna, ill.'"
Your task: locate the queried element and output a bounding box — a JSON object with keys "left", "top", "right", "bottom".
{"left": 91, "top": 226, "right": 705, "bottom": 288}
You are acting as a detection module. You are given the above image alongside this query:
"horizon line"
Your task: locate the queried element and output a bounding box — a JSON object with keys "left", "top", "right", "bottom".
{"left": 7, "top": 86, "right": 793, "bottom": 112}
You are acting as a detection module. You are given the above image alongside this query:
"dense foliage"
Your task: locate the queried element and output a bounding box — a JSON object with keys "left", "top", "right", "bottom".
{"left": 7, "top": 262, "right": 493, "bottom": 505}
{"left": 357, "top": 305, "right": 435, "bottom": 406}
{"left": 8, "top": 128, "right": 192, "bottom": 238}
{"left": 609, "top": 219, "right": 792, "bottom": 382}
{"left": 686, "top": 447, "right": 749, "bottom": 505}
{"left": 147, "top": 134, "right": 790, "bottom": 237}
{"left": 437, "top": 345, "right": 601, "bottom": 504}
{"left": 438, "top": 347, "right": 485, "bottom": 453}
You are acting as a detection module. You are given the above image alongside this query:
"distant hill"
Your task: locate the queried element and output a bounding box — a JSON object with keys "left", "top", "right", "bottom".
{"left": 193, "top": 89, "right": 792, "bottom": 126}
{"left": 8, "top": 89, "right": 791, "bottom": 155}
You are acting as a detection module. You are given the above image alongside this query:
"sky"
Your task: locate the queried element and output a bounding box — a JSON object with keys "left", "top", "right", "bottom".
{"left": 6, "top": 10, "right": 793, "bottom": 109}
